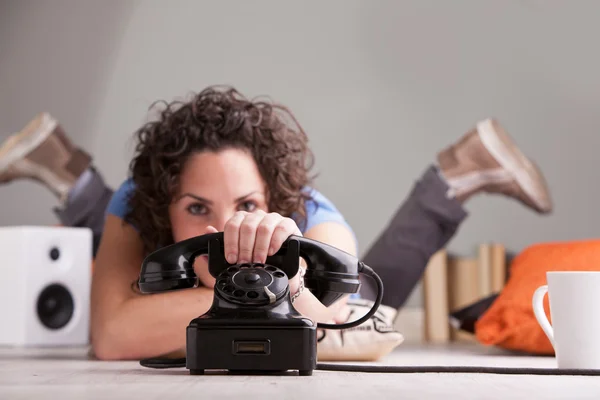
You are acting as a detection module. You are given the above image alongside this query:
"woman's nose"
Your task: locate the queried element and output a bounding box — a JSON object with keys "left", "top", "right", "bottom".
{"left": 212, "top": 212, "right": 235, "bottom": 232}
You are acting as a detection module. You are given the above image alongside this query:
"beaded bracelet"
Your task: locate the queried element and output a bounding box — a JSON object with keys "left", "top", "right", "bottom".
{"left": 290, "top": 266, "right": 305, "bottom": 303}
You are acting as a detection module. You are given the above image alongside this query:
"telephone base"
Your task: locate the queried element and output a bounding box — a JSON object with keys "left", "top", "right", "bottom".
{"left": 186, "top": 315, "right": 317, "bottom": 376}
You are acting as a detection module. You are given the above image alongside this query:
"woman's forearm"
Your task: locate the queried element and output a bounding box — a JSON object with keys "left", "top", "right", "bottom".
{"left": 292, "top": 288, "right": 348, "bottom": 324}
{"left": 94, "top": 289, "right": 346, "bottom": 359}
{"left": 92, "top": 286, "right": 214, "bottom": 360}
{"left": 290, "top": 267, "right": 349, "bottom": 323}
{"left": 92, "top": 277, "right": 346, "bottom": 361}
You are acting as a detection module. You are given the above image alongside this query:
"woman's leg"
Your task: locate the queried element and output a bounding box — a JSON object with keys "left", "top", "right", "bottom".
{"left": 0, "top": 113, "right": 113, "bottom": 256}
{"left": 358, "top": 164, "right": 467, "bottom": 307}
{"left": 359, "top": 118, "right": 552, "bottom": 309}
{"left": 54, "top": 167, "right": 114, "bottom": 256}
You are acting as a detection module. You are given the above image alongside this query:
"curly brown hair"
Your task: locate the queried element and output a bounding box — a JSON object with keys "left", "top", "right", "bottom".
{"left": 125, "top": 86, "right": 316, "bottom": 253}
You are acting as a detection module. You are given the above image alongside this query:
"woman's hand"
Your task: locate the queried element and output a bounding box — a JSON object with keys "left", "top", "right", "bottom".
{"left": 223, "top": 210, "right": 301, "bottom": 265}
{"left": 219, "top": 210, "right": 303, "bottom": 297}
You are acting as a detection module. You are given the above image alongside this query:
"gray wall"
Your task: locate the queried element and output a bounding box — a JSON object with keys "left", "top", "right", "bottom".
{"left": 1, "top": 0, "right": 599, "bottom": 307}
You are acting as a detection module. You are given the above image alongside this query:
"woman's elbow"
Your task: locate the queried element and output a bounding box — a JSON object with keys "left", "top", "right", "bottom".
{"left": 91, "top": 319, "right": 125, "bottom": 360}
{"left": 90, "top": 314, "right": 140, "bottom": 360}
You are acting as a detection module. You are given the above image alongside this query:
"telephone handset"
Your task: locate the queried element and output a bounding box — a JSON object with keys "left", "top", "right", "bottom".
{"left": 138, "top": 232, "right": 383, "bottom": 376}
{"left": 139, "top": 231, "right": 370, "bottom": 307}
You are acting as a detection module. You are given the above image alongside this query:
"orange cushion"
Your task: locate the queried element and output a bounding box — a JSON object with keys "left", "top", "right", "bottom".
{"left": 475, "top": 239, "right": 600, "bottom": 355}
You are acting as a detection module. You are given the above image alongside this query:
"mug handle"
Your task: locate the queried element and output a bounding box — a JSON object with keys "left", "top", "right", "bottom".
{"left": 532, "top": 285, "right": 556, "bottom": 349}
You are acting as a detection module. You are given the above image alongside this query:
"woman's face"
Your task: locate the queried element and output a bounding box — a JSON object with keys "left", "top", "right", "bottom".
{"left": 168, "top": 148, "right": 269, "bottom": 287}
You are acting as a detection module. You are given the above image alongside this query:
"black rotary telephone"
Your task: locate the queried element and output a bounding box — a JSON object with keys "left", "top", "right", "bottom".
{"left": 136, "top": 233, "right": 600, "bottom": 378}
{"left": 137, "top": 232, "right": 384, "bottom": 376}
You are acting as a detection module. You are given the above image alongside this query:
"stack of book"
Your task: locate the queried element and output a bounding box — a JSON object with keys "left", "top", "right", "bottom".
{"left": 422, "top": 243, "right": 506, "bottom": 343}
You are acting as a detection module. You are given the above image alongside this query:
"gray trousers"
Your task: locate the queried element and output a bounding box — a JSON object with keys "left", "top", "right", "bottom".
{"left": 53, "top": 167, "right": 114, "bottom": 258}
{"left": 56, "top": 165, "right": 467, "bottom": 310}
{"left": 359, "top": 166, "right": 467, "bottom": 307}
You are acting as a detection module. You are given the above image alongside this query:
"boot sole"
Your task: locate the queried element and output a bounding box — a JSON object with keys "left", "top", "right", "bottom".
{"left": 0, "top": 113, "right": 57, "bottom": 175}
{"left": 477, "top": 119, "right": 552, "bottom": 213}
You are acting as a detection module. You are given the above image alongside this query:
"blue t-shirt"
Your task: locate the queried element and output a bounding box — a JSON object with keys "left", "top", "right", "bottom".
{"left": 106, "top": 179, "right": 357, "bottom": 251}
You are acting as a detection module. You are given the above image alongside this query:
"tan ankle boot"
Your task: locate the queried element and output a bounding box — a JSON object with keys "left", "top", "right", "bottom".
{"left": 0, "top": 113, "right": 91, "bottom": 202}
{"left": 437, "top": 118, "right": 553, "bottom": 213}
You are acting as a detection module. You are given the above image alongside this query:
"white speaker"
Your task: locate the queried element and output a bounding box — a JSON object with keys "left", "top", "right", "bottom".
{"left": 0, "top": 226, "right": 92, "bottom": 346}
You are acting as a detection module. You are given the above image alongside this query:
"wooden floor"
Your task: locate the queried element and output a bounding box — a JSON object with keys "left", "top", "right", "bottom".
{"left": 1, "top": 343, "right": 600, "bottom": 399}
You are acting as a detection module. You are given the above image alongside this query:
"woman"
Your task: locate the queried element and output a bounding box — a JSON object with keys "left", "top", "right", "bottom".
{"left": 0, "top": 86, "right": 552, "bottom": 361}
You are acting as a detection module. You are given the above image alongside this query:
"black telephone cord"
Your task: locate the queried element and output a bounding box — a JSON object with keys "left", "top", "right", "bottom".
{"left": 316, "top": 262, "right": 383, "bottom": 330}
{"left": 139, "top": 358, "right": 600, "bottom": 376}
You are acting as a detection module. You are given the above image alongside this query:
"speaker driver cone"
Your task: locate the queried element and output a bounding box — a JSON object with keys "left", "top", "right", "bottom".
{"left": 36, "top": 284, "right": 74, "bottom": 330}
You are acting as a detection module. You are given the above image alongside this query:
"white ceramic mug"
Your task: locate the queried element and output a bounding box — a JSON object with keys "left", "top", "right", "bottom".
{"left": 533, "top": 271, "right": 600, "bottom": 369}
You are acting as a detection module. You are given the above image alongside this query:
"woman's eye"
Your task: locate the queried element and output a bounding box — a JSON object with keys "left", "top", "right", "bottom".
{"left": 187, "top": 204, "right": 208, "bottom": 215}
{"left": 239, "top": 201, "right": 257, "bottom": 212}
